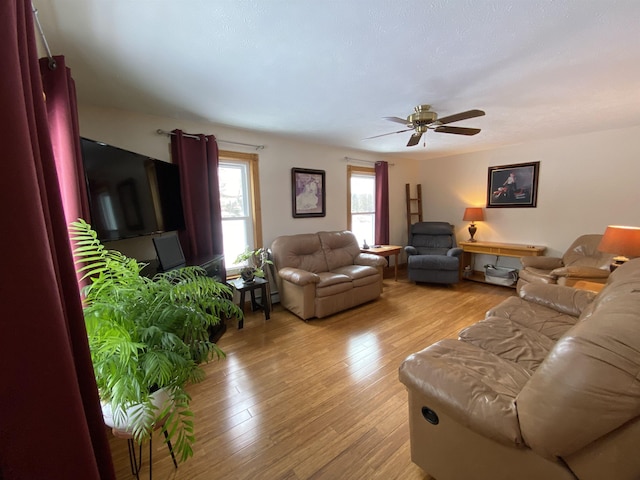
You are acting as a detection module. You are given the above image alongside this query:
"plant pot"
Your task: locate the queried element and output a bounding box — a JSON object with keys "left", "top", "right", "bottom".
{"left": 240, "top": 268, "right": 256, "bottom": 283}
{"left": 101, "top": 388, "right": 172, "bottom": 435}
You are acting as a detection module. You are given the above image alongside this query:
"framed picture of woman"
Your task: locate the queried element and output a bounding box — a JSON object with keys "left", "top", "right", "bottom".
{"left": 291, "top": 168, "right": 326, "bottom": 218}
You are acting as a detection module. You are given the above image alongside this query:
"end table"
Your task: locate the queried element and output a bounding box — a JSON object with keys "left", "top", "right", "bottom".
{"left": 229, "top": 277, "right": 270, "bottom": 329}
{"left": 361, "top": 245, "right": 403, "bottom": 281}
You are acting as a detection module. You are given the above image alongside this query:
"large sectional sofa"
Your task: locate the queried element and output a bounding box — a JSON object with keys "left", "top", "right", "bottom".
{"left": 399, "top": 257, "right": 640, "bottom": 480}
{"left": 271, "top": 230, "right": 387, "bottom": 320}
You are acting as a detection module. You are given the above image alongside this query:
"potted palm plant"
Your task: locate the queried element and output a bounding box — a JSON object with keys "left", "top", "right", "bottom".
{"left": 69, "top": 219, "right": 242, "bottom": 462}
{"left": 234, "top": 246, "right": 273, "bottom": 283}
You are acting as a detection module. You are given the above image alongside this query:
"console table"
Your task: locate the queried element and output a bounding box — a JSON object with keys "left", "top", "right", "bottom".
{"left": 459, "top": 241, "right": 546, "bottom": 287}
{"left": 361, "top": 245, "right": 403, "bottom": 281}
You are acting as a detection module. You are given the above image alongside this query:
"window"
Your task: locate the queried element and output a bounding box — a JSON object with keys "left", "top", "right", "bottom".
{"left": 218, "top": 150, "right": 262, "bottom": 275}
{"left": 347, "top": 165, "right": 375, "bottom": 247}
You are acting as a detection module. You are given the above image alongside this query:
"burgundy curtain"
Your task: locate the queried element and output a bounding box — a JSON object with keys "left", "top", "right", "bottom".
{"left": 0, "top": 1, "right": 114, "bottom": 479}
{"left": 39, "top": 55, "right": 90, "bottom": 224}
{"left": 374, "top": 161, "right": 390, "bottom": 245}
{"left": 170, "top": 130, "right": 223, "bottom": 262}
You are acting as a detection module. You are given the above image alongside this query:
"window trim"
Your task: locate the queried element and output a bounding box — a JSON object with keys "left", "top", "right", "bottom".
{"left": 347, "top": 165, "right": 375, "bottom": 232}
{"left": 219, "top": 150, "right": 262, "bottom": 249}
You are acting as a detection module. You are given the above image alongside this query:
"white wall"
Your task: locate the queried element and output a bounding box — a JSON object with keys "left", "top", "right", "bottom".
{"left": 79, "top": 105, "right": 640, "bottom": 271}
{"left": 419, "top": 125, "right": 640, "bottom": 269}
{"left": 78, "top": 105, "right": 420, "bottom": 261}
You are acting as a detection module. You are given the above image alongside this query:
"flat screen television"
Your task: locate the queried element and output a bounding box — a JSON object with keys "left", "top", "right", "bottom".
{"left": 81, "top": 137, "right": 185, "bottom": 241}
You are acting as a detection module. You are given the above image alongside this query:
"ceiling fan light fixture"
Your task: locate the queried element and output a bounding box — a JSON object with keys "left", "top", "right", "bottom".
{"left": 408, "top": 110, "right": 437, "bottom": 126}
{"left": 375, "top": 104, "right": 485, "bottom": 148}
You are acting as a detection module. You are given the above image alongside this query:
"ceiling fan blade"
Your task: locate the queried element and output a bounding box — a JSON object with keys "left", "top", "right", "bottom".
{"left": 407, "top": 132, "right": 423, "bottom": 147}
{"left": 434, "top": 126, "right": 481, "bottom": 136}
{"left": 364, "top": 127, "right": 413, "bottom": 140}
{"left": 384, "top": 116, "right": 411, "bottom": 126}
{"left": 437, "top": 109, "right": 485, "bottom": 125}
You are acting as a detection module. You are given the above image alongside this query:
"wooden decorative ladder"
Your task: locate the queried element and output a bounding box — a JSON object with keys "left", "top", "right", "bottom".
{"left": 405, "top": 183, "right": 423, "bottom": 236}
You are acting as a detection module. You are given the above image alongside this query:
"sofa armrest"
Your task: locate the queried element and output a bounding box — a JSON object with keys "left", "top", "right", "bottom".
{"left": 399, "top": 339, "right": 527, "bottom": 446}
{"left": 278, "top": 267, "right": 320, "bottom": 286}
{"left": 405, "top": 246, "right": 418, "bottom": 256}
{"left": 447, "top": 247, "right": 463, "bottom": 257}
{"left": 355, "top": 253, "right": 388, "bottom": 267}
{"left": 520, "top": 256, "right": 564, "bottom": 270}
{"left": 519, "top": 282, "right": 596, "bottom": 317}
{"left": 550, "top": 265, "right": 610, "bottom": 279}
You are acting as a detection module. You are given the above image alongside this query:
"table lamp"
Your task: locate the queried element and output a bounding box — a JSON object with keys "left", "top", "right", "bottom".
{"left": 463, "top": 207, "right": 484, "bottom": 242}
{"left": 597, "top": 225, "right": 640, "bottom": 271}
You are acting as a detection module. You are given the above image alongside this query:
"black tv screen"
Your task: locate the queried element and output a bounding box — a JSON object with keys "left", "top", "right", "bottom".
{"left": 80, "top": 137, "right": 185, "bottom": 241}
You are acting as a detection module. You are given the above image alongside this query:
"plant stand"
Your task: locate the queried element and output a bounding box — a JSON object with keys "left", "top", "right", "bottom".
{"left": 112, "top": 425, "right": 178, "bottom": 480}
{"left": 229, "top": 277, "right": 271, "bottom": 329}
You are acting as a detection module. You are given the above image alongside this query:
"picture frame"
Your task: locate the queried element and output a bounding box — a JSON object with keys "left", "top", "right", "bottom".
{"left": 291, "top": 168, "right": 326, "bottom": 218}
{"left": 487, "top": 161, "right": 540, "bottom": 208}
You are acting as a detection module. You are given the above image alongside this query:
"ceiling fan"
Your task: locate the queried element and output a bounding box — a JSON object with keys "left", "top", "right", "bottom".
{"left": 367, "top": 104, "right": 485, "bottom": 147}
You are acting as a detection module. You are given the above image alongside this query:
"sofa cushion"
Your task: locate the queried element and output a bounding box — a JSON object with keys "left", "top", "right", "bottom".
{"left": 332, "top": 264, "right": 379, "bottom": 280}
{"left": 487, "top": 296, "right": 578, "bottom": 341}
{"left": 313, "top": 271, "right": 352, "bottom": 298}
{"left": 459, "top": 317, "right": 556, "bottom": 372}
{"left": 315, "top": 271, "right": 351, "bottom": 288}
{"left": 408, "top": 254, "right": 459, "bottom": 271}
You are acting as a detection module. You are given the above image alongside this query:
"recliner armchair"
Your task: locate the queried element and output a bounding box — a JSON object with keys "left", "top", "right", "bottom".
{"left": 405, "top": 222, "right": 462, "bottom": 284}
{"left": 517, "top": 234, "right": 613, "bottom": 292}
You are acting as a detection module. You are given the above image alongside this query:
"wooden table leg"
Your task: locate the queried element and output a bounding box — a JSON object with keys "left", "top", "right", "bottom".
{"left": 393, "top": 252, "right": 399, "bottom": 281}
{"left": 238, "top": 290, "right": 246, "bottom": 329}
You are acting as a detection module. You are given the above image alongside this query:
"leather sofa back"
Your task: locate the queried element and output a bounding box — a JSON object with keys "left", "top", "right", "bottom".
{"left": 319, "top": 231, "right": 361, "bottom": 271}
{"left": 516, "top": 258, "right": 640, "bottom": 459}
{"left": 271, "top": 233, "right": 328, "bottom": 273}
{"left": 562, "top": 234, "right": 611, "bottom": 269}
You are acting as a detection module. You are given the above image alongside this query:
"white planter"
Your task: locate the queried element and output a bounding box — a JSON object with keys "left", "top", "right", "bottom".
{"left": 101, "top": 388, "right": 171, "bottom": 436}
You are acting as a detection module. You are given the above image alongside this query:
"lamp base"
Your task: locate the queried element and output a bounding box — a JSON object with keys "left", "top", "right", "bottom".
{"left": 468, "top": 223, "right": 477, "bottom": 242}
{"left": 610, "top": 256, "right": 629, "bottom": 272}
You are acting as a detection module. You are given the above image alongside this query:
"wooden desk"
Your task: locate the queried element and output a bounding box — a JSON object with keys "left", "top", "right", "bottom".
{"left": 362, "top": 245, "right": 403, "bottom": 281}
{"left": 458, "top": 241, "right": 546, "bottom": 287}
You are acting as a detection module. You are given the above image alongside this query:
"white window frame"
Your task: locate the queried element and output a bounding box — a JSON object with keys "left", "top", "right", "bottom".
{"left": 347, "top": 165, "right": 376, "bottom": 246}
{"left": 219, "top": 150, "right": 262, "bottom": 276}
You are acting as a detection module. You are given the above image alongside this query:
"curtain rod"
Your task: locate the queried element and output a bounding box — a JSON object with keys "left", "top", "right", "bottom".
{"left": 156, "top": 129, "right": 265, "bottom": 151}
{"left": 343, "top": 156, "right": 395, "bottom": 166}
{"left": 31, "top": 3, "right": 56, "bottom": 70}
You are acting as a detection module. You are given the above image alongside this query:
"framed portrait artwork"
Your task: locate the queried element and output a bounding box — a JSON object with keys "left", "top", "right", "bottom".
{"left": 291, "top": 168, "right": 326, "bottom": 218}
{"left": 487, "top": 161, "right": 540, "bottom": 208}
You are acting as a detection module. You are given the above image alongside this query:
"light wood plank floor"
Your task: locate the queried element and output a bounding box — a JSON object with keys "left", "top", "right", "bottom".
{"left": 107, "top": 272, "right": 514, "bottom": 479}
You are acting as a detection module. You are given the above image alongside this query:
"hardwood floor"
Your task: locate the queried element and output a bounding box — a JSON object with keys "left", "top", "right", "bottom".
{"left": 107, "top": 273, "right": 514, "bottom": 479}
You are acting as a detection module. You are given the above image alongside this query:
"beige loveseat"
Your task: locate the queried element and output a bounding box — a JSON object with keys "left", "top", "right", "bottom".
{"left": 399, "top": 257, "right": 640, "bottom": 480}
{"left": 271, "top": 231, "right": 387, "bottom": 320}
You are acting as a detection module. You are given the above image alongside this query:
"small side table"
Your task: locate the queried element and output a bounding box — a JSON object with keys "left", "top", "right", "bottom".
{"left": 362, "top": 245, "right": 403, "bottom": 281}
{"left": 229, "top": 277, "right": 270, "bottom": 329}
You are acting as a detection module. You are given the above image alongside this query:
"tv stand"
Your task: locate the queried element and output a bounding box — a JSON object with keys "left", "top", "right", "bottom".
{"left": 141, "top": 254, "right": 226, "bottom": 282}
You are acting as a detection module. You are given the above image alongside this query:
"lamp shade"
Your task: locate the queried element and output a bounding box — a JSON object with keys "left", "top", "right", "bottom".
{"left": 463, "top": 207, "right": 484, "bottom": 222}
{"left": 598, "top": 225, "right": 640, "bottom": 258}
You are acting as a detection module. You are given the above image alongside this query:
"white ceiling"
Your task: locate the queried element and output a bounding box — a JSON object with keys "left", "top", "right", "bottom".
{"left": 33, "top": 0, "right": 640, "bottom": 160}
